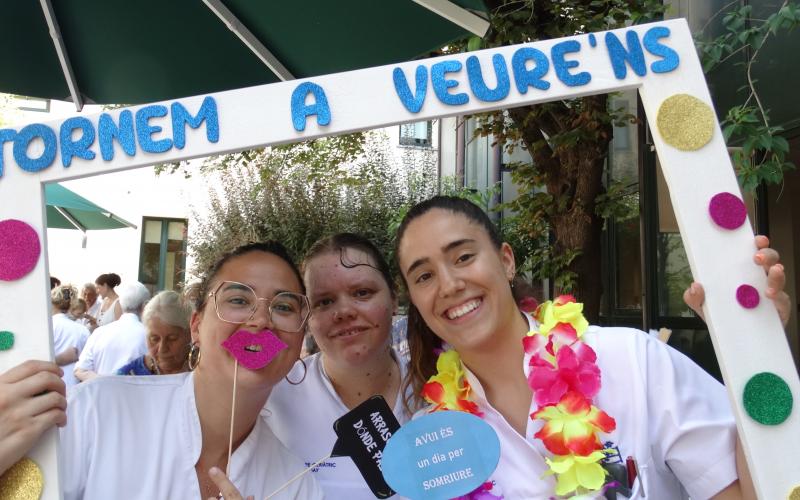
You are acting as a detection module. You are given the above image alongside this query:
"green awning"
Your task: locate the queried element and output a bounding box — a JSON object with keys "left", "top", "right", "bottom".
{"left": 45, "top": 183, "right": 135, "bottom": 231}
{"left": 0, "top": 1, "right": 488, "bottom": 106}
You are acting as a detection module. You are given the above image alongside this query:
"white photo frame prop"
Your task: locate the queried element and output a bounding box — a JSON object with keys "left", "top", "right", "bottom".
{"left": 0, "top": 18, "right": 797, "bottom": 499}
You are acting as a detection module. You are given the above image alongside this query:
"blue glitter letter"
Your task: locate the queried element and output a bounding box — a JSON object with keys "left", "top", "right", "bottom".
{"left": 431, "top": 60, "right": 469, "bottom": 106}
{"left": 291, "top": 82, "right": 331, "bottom": 132}
{"left": 511, "top": 47, "right": 550, "bottom": 93}
{"left": 393, "top": 66, "right": 428, "bottom": 113}
{"left": 99, "top": 110, "right": 136, "bottom": 161}
{"left": 13, "top": 124, "right": 57, "bottom": 172}
{"left": 60, "top": 117, "right": 96, "bottom": 168}
{"left": 605, "top": 31, "right": 647, "bottom": 79}
{"left": 171, "top": 96, "right": 219, "bottom": 149}
{"left": 643, "top": 26, "right": 679, "bottom": 73}
{"left": 551, "top": 40, "right": 591, "bottom": 87}
{"left": 136, "top": 105, "right": 173, "bottom": 154}
{"left": 467, "top": 54, "right": 510, "bottom": 102}
{"left": 0, "top": 129, "right": 17, "bottom": 178}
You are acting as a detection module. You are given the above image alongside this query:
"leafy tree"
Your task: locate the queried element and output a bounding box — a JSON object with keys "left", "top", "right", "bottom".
{"left": 695, "top": 0, "right": 800, "bottom": 191}
{"left": 470, "top": 0, "right": 797, "bottom": 321}
{"left": 469, "top": 0, "right": 665, "bottom": 320}
{"left": 189, "top": 131, "right": 438, "bottom": 276}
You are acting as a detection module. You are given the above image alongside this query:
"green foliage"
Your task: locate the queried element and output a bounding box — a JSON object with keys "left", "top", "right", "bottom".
{"left": 594, "top": 180, "right": 640, "bottom": 229}
{"left": 455, "top": 1, "right": 667, "bottom": 316}
{"left": 190, "top": 131, "right": 438, "bottom": 278}
{"left": 696, "top": 1, "right": 800, "bottom": 192}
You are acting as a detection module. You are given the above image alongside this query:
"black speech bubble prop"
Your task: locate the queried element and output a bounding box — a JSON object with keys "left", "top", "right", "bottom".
{"left": 331, "top": 395, "right": 400, "bottom": 499}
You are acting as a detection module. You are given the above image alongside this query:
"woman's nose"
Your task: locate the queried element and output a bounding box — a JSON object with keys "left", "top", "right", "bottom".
{"left": 246, "top": 300, "right": 273, "bottom": 329}
{"left": 332, "top": 300, "right": 357, "bottom": 322}
{"left": 438, "top": 267, "right": 465, "bottom": 298}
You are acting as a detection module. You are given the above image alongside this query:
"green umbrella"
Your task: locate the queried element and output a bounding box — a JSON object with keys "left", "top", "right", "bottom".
{"left": 45, "top": 183, "right": 136, "bottom": 232}
{"left": 1, "top": 0, "right": 488, "bottom": 108}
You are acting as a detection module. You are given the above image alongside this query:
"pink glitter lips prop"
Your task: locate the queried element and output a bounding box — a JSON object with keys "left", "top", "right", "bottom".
{"left": 221, "top": 329, "right": 288, "bottom": 370}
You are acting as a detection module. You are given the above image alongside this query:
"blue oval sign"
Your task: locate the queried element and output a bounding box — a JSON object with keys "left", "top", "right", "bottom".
{"left": 381, "top": 411, "right": 500, "bottom": 499}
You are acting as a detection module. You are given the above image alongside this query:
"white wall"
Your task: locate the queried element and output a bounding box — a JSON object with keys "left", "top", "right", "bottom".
{"left": 46, "top": 167, "right": 210, "bottom": 288}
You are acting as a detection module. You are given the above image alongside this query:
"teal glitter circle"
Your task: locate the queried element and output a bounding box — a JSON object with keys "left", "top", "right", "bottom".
{"left": 0, "top": 331, "right": 14, "bottom": 351}
{"left": 743, "top": 372, "right": 793, "bottom": 425}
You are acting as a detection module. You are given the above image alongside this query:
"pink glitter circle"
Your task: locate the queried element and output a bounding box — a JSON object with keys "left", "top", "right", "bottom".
{"left": 709, "top": 192, "right": 746, "bottom": 230}
{"left": 0, "top": 219, "right": 41, "bottom": 281}
{"left": 736, "top": 284, "right": 760, "bottom": 309}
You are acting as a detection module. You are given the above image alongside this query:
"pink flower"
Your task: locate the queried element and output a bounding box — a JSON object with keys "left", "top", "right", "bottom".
{"left": 518, "top": 296, "right": 539, "bottom": 312}
{"left": 454, "top": 481, "right": 504, "bottom": 499}
{"left": 528, "top": 341, "right": 600, "bottom": 407}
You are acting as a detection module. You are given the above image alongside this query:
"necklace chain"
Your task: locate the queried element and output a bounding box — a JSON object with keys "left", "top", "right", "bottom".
{"left": 148, "top": 355, "right": 161, "bottom": 375}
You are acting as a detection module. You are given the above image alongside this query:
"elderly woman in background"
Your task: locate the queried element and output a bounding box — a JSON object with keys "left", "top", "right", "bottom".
{"left": 79, "top": 283, "right": 102, "bottom": 331}
{"left": 117, "top": 291, "right": 193, "bottom": 375}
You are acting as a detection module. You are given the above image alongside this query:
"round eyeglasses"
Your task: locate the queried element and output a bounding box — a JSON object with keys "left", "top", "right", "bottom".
{"left": 208, "top": 281, "right": 310, "bottom": 333}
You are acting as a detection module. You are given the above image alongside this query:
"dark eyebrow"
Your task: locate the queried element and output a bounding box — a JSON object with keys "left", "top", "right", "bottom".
{"left": 220, "top": 282, "right": 251, "bottom": 292}
{"left": 443, "top": 238, "right": 475, "bottom": 253}
{"left": 220, "top": 282, "right": 295, "bottom": 296}
{"left": 404, "top": 239, "right": 476, "bottom": 276}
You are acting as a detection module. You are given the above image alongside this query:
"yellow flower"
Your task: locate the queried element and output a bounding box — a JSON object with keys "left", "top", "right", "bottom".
{"left": 422, "top": 350, "right": 482, "bottom": 415}
{"left": 536, "top": 296, "right": 589, "bottom": 337}
{"left": 544, "top": 451, "right": 607, "bottom": 496}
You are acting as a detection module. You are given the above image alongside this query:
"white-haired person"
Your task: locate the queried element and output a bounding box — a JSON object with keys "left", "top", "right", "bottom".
{"left": 77, "top": 283, "right": 101, "bottom": 331}
{"left": 117, "top": 291, "right": 193, "bottom": 376}
{"left": 75, "top": 281, "right": 150, "bottom": 382}
{"left": 51, "top": 285, "right": 90, "bottom": 389}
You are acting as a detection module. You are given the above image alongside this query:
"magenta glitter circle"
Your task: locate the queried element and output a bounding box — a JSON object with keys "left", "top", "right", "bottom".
{"left": 709, "top": 192, "right": 746, "bottom": 230}
{"left": 736, "top": 284, "right": 760, "bottom": 309}
{"left": 0, "top": 219, "right": 41, "bottom": 281}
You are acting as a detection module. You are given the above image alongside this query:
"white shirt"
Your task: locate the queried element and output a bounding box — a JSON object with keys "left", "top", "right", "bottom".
{"left": 96, "top": 298, "right": 119, "bottom": 327}
{"left": 60, "top": 372, "right": 323, "bottom": 500}
{"left": 417, "top": 320, "right": 737, "bottom": 499}
{"left": 265, "top": 350, "right": 413, "bottom": 499}
{"left": 86, "top": 297, "right": 102, "bottom": 320}
{"left": 75, "top": 312, "right": 147, "bottom": 375}
{"left": 51, "top": 313, "right": 89, "bottom": 388}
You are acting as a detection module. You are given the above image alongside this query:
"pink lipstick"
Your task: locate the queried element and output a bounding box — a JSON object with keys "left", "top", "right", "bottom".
{"left": 221, "top": 329, "right": 288, "bottom": 370}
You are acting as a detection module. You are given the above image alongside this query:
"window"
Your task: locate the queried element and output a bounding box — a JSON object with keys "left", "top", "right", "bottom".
{"left": 138, "top": 217, "right": 187, "bottom": 295}
{"left": 600, "top": 92, "right": 642, "bottom": 326}
{"left": 464, "top": 117, "right": 489, "bottom": 190}
{"left": 399, "top": 121, "right": 432, "bottom": 147}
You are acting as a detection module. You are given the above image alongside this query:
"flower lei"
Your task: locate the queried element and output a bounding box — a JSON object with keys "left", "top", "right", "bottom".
{"left": 421, "top": 295, "right": 616, "bottom": 498}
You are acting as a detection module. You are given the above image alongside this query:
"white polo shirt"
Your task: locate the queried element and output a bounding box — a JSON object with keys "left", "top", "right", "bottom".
{"left": 51, "top": 313, "right": 89, "bottom": 388}
{"left": 265, "top": 350, "right": 413, "bottom": 499}
{"left": 75, "top": 312, "right": 147, "bottom": 375}
{"left": 60, "top": 372, "right": 323, "bottom": 500}
{"left": 417, "top": 320, "right": 737, "bottom": 499}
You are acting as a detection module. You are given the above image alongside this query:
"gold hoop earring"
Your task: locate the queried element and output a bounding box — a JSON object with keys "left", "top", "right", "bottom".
{"left": 187, "top": 342, "right": 201, "bottom": 371}
{"left": 285, "top": 357, "right": 307, "bottom": 385}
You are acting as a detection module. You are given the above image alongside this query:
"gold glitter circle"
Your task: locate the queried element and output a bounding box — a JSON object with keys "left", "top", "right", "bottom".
{"left": 0, "top": 457, "right": 43, "bottom": 500}
{"left": 789, "top": 485, "right": 800, "bottom": 500}
{"left": 656, "top": 94, "right": 715, "bottom": 151}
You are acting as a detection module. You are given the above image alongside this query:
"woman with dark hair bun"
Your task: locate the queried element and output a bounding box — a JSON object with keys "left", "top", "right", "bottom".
{"left": 94, "top": 272, "right": 122, "bottom": 327}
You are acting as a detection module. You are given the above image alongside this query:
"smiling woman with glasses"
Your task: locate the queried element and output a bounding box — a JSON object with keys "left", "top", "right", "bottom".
{"left": 59, "top": 242, "right": 323, "bottom": 500}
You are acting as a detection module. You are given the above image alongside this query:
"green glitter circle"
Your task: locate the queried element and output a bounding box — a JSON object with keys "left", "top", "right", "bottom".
{"left": 788, "top": 485, "right": 800, "bottom": 500}
{"left": 743, "top": 372, "right": 793, "bottom": 425}
{"left": 0, "top": 331, "right": 13, "bottom": 351}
